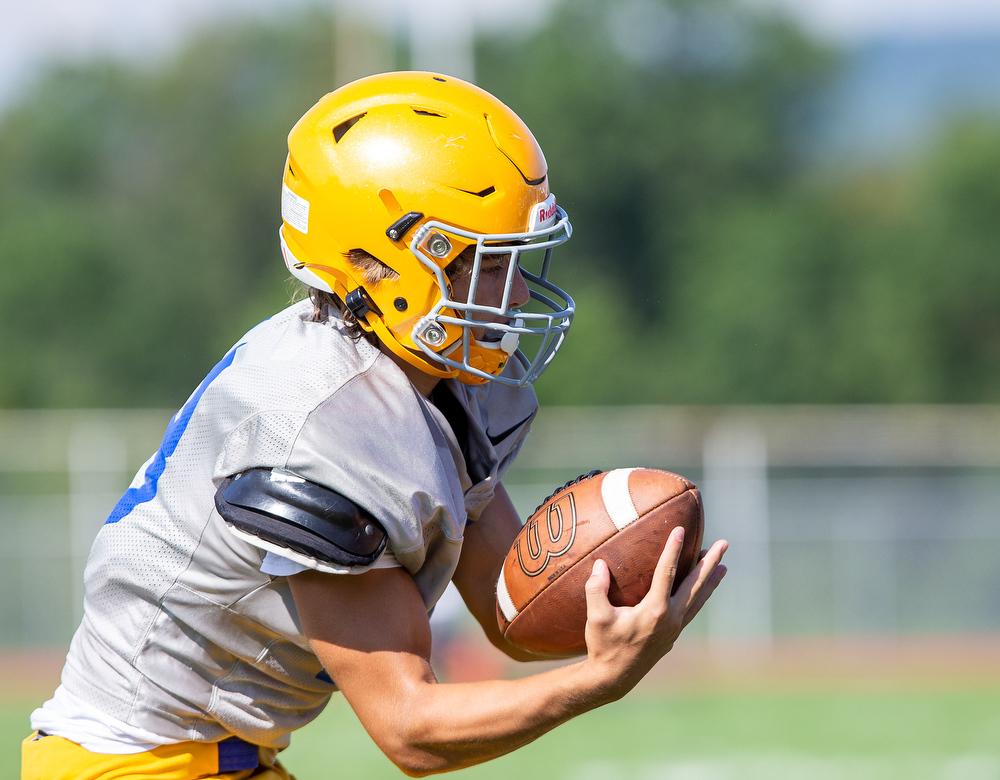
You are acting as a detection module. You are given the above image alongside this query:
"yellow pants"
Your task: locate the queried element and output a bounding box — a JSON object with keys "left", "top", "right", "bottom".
{"left": 21, "top": 732, "right": 296, "bottom": 780}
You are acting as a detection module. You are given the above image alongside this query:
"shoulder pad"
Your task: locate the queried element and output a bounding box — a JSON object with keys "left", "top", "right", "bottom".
{"left": 215, "top": 468, "right": 387, "bottom": 569}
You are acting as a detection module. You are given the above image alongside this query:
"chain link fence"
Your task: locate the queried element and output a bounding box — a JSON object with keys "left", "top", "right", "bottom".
{"left": 3, "top": 406, "right": 1000, "bottom": 648}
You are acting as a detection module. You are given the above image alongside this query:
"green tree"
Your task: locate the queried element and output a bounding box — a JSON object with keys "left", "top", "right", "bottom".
{"left": 4, "top": 0, "right": 1000, "bottom": 408}
{"left": 0, "top": 14, "right": 334, "bottom": 407}
{"left": 477, "top": 0, "right": 837, "bottom": 403}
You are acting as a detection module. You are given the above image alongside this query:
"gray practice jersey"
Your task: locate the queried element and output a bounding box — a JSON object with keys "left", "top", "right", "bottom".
{"left": 53, "top": 300, "right": 537, "bottom": 749}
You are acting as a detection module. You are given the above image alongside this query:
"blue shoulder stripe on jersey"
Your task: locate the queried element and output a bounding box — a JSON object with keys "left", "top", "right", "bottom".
{"left": 105, "top": 343, "right": 244, "bottom": 524}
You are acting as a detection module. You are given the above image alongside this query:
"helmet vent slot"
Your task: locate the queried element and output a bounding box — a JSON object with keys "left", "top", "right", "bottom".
{"left": 457, "top": 186, "right": 496, "bottom": 198}
{"left": 333, "top": 112, "right": 366, "bottom": 143}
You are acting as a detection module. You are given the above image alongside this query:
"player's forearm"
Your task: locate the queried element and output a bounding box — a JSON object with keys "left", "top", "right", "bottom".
{"left": 361, "top": 659, "right": 613, "bottom": 776}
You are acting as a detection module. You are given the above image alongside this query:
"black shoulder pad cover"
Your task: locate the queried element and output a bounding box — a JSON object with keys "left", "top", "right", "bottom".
{"left": 215, "top": 469, "right": 387, "bottom": 568}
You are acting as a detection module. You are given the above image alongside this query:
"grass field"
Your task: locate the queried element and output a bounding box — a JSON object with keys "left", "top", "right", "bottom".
{"left": 284, "top": 688, "right": 1000, "bottom": 779}
{"left": 7, "top": 690, "right": 1000, "bottom": 780}
{"left": 8, "top": 639, "right": 1000, "bottom": 780}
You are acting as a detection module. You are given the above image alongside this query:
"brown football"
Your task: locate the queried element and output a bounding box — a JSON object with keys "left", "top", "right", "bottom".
{"left": 496, "top": 468, "right": 704, "bottom": 657}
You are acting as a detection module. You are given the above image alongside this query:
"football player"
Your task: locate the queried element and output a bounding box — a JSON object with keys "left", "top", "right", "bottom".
{"left": 22, "top": 72, "right": 727, "bottom": 779}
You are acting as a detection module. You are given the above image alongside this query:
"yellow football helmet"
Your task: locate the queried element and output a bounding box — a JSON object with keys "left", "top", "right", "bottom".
{"left": 279, "top": 71, "right": 574, "bottom": 385}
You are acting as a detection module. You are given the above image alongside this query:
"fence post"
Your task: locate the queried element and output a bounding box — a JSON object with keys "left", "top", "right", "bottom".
{"left": 702, "top": 419, "right": 773, "bottom": 661}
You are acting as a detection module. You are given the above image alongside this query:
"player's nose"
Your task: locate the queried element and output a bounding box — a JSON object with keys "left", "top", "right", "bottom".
{"left": 510, "top": 264, "right": 530, "bottom": 309}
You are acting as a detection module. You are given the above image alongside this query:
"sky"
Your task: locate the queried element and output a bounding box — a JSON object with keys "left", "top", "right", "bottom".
{"left": 2, "top": 0, "right": 1000, "bottom": 113}
{"left": 0, "top": 0, "right": 551, "bottom": 109}
{"left": 754, "top": 0, "right": 1000, "bottom": 42}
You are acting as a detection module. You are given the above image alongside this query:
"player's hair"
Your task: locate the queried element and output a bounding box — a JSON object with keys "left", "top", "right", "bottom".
{"left": 308, "top": 249, "right": 398, "bottom": 342}
{"left": 303, "top": 247, "right": 477, "bottom": 341}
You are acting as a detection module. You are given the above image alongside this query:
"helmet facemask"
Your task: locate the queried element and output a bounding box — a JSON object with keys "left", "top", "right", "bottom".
{"left": 410, "top": 206, "right": 575, "bottom": 387}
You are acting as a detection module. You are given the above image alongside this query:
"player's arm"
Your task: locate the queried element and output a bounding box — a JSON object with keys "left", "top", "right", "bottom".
{"left": 449, "top": 482, "right": 550, "bottom": 661}
{"left": 289, "top": 525, "right": 727, "bottom": 777}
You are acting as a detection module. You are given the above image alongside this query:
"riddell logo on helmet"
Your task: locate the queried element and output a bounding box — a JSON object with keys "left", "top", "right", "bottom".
{"left": 528, "top": 194, "right": 558, "bottom": 231}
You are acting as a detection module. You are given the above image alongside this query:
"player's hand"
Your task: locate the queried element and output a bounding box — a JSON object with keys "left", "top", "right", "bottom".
{"left": 581, "top": 526, "right": 728, "bottom": 701}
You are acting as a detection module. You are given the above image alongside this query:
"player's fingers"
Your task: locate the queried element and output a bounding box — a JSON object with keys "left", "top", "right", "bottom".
{"left": 671, "top": 539, "right": 728, "bottom": 609}
{"left": 584, "top": 558, "right": 614, "bottom": 626}
{"left": 643, "top": 526, "right": 685, "bottom": 609}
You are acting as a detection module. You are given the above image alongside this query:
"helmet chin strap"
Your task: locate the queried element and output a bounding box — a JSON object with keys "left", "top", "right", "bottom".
{"left": 364, "top": 296, "right": 523, "bottom": 384}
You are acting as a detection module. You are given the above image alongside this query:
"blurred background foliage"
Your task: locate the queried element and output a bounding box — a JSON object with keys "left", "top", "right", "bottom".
{"left": 1, "top": 0, "right": 1000, "bottom": 408}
